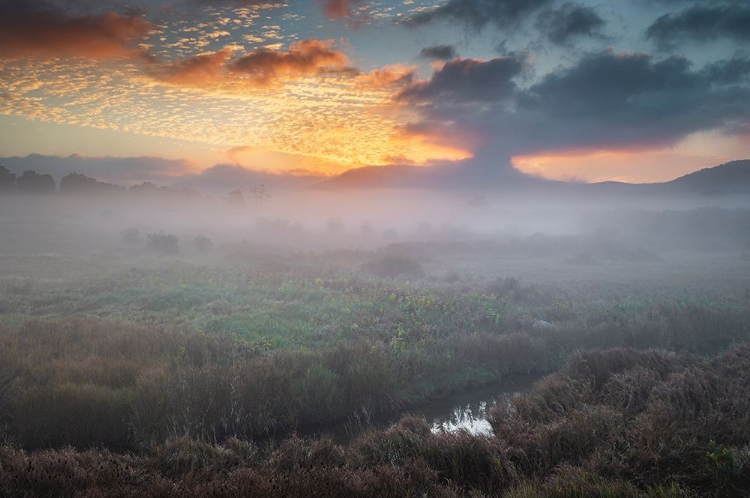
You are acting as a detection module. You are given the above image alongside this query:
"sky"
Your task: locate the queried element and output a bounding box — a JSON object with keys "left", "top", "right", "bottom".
{"left": 0, "top": 0, "right": 749, "bottom": 185}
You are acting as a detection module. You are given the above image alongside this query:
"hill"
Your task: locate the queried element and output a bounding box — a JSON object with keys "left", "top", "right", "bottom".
{"left": 662, "top": 159, "right": 750, "bottom": 194}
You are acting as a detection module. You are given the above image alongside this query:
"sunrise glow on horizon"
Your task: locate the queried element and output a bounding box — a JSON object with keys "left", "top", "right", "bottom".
{"left": 1, "top": 0, "right": 749, "bottom": 185}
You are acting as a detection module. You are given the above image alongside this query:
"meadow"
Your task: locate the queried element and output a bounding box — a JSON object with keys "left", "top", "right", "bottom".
{"left": 1, "top": 197, "right": 750, "bottom": 496}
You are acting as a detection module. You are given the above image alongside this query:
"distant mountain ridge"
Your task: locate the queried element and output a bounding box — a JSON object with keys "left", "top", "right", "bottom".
{"left": 585, "top": 159, "right": 750, "bottom": 196}
{"left": 2, "top": 155, "right": 749, "bottom": 196}
{"left": 313, "top": 159, "right": 750, "bottom": 195}
{"left": 662, "top": 160, "right": 750, "bottom": 194}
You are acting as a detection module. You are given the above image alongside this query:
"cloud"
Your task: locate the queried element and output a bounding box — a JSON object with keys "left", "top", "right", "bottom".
{"left": 405, "top": 0, "right": 553, "bottom": 29}
{"left": 198, "top": 0, "right": 270, "bottom": 4}
{"left": 320, "top": 0, "right": 361, "bottom": 18}
{"left": 398, "top": 57, "right": 524, "bottom": 103}
{"left": 0, "top": 0, "right": 153, "bottom": 60}
{"left": 647, "top": 5, "right": 750, "bottom": 46}
{"left": 356, "top": 64, "right": 416, "bottom": 89}
{"left": 153, "top": 49, "right": 234, "bottom": 88}
{"left": 419, "top": 45, "right": 457, "bottom": 61}
{"left": 230, "top": 39, "right": 349, "bottom": 85}
{"left": 515, "top": 51, "right": 750, "bottom": 150}
{"left": 197, "top": 0, "right": 363, "bottom": 19}
{"left": 535, "top": 2, "right": 605, "bottom": 45}
{"left": 703, "top": 57, "right": 750, "bottom": 85}
{"left": 151, "top": 40, "right": 350, "bottom": 89}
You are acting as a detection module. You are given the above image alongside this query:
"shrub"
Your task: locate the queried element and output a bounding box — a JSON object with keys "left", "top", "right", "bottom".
{"left": 326, "top": 217, "right": 345, "bottom": 235}
{"left": 147, "top": 232, "right": 179, "bottom": 254}
{"left": 363, "top": 256, "right": 425, "bottom": 280}
{"left": 120, "top": 228, "right": 142, "bottom": 246}
{"left": 192, "top": 234, "right": 212, "bottom": 253}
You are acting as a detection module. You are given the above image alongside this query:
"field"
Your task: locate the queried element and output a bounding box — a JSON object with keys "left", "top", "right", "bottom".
{"left": 1, "top": 196, "right": 750, "bottom": 496}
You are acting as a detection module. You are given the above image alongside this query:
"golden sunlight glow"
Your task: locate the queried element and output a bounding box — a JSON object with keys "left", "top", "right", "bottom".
{"left": 0, "top": 53, "right": 471, "bottom": 174}
{"left": 511, "top": 139, "right": 738, "bottom": 183}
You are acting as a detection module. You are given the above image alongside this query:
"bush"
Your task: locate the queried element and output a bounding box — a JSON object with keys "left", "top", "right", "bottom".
{"left": 363, "top": 256, "right": 425, "bottom": 280}
{"left": 120, "top": 228, "right": 142, "bottom": 246}
{"left": 147, "top": 232, "right": 179, "bottom": 254}
{"left": 192, "top": 234, "right": 213, "bottom": 253}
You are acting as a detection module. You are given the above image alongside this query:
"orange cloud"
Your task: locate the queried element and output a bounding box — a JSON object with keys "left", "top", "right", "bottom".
{"left": 152, "top": 40, "right": 350, "bottom": 89}
{"left": 321, "top": 0, "right": 360, "bottom": 18}
{"left": 230, "top": 39, "right": 349, "bottom": 86}
{"left": 0, "top": 7, "right": 152, "bottom": 60}
{"left": 357, "top": 64, "right": 416, "bottom": 89}
{"left": 155, "top": 49, "right": 234, "bottom": 88}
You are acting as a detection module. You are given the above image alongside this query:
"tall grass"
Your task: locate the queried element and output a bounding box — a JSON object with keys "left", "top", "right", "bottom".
{"left": 3, "top": 344, "right": 750, "bottom": 496}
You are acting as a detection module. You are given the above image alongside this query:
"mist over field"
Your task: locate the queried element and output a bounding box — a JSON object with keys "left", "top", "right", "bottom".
{"left": 2, "top": 160, "right": 750, "bottom": 496}
{"left": 3, "top": 173, "right": 750, "bottom": 498}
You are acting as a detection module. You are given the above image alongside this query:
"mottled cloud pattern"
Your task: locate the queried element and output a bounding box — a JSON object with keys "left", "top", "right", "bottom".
{"left": 405, "top": 0, "right": 554, "bottom": 29}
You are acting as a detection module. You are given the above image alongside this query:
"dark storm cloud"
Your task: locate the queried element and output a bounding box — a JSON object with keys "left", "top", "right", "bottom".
{"left": 419, "top": 45, "right": 458, "bottom": 61}
{"left": 404, "top": 0, "right": 554, "bottom": 30}
{"left": 402, "top": 50, "right": 750, "bottom": 166}
{"left": 514, "top": 51, "right": 750, "bottom": 149}
{"left": 647, "top": 5, "right": 750, "bottom": 46}
{"left": 703, "top": 57, "right": 750, "bottom": 84}
{"left": 535, "top": 2, "right": 605, "bottom": 45}
{"left": 521, "top": 52, "right": 702, "bottom": 119}
{"left": 397, "top": 56, "right": 524, "bottom": 103}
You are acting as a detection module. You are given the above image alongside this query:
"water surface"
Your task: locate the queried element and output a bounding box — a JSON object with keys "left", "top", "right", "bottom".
{"left": 295, "top": 374, "right": 539, "bottom": 445}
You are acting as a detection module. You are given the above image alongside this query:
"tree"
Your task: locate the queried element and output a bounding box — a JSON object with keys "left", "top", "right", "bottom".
{"left": 60, "top": 173, "right": 123, "bottom": 196}
{"left": 326, "top": 217, "right": 345, "bottom": 235}
{"left": 129, "top": 182, "right": 161, "bottom": 197}
{"left": 0, "top": 165, "right": 16, "bottom": 193}
{"left": 227, "top": 189, "right": 244, "bottom": 204}
{"left": 250, "top": 184, "right": 271, "bottom": 207}
{"left": 15, "top": 170, "right": 55, "bottom": 194}
{"left": 146, "top": 232, "right": 179, "bottom": 254}
{"left": 193, "top": 234, "right": 213, "bottom": 253}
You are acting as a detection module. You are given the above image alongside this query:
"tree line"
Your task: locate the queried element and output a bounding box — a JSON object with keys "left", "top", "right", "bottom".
{"left": 0, "top": 165, "right": 269, "bottom": 205}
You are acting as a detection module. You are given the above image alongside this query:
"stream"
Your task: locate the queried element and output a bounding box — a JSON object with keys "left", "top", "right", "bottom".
{"left": 290, "top": 373, "right": 540, "bottom": 445}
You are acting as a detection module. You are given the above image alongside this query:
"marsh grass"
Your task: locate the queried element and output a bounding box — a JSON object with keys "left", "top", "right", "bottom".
{"left": 3, "top": 345, "right": 750, "bottom": 496}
